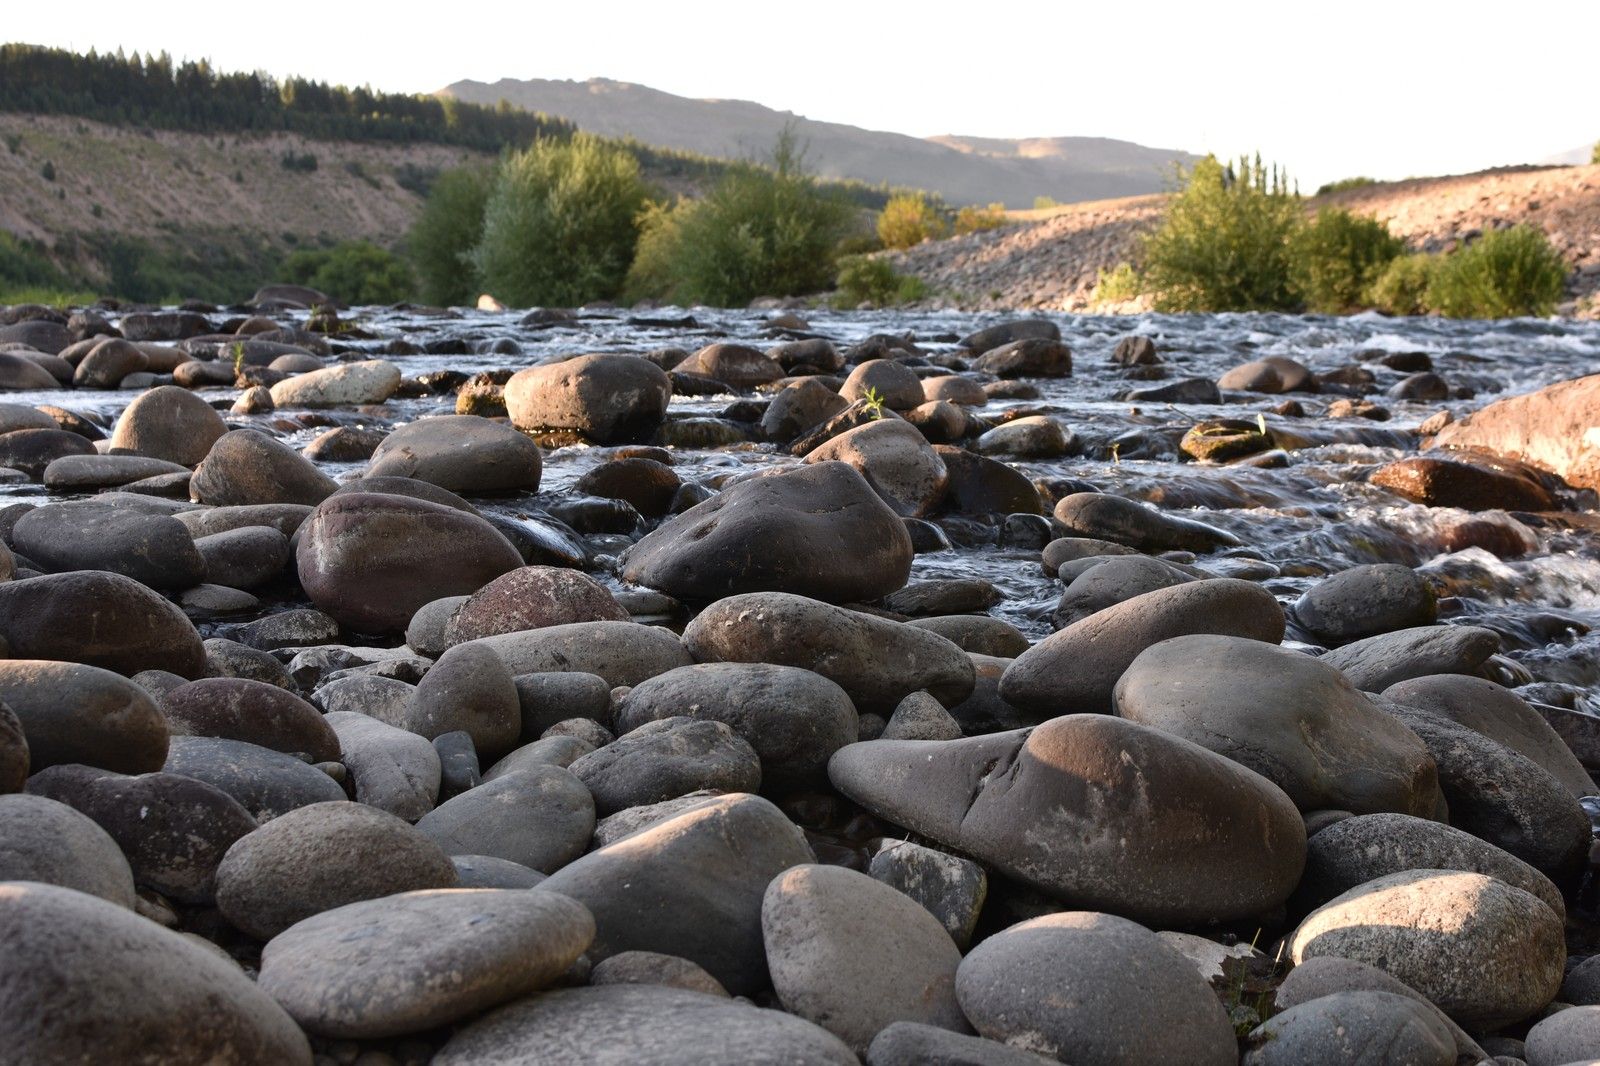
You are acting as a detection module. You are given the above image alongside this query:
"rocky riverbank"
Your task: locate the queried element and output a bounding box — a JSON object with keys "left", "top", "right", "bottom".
{"left": 888, "top": 164, "right": 1600, "bottom": 314}
{"left": 0, "top": 294, "right": 1599, "bottom": 1064}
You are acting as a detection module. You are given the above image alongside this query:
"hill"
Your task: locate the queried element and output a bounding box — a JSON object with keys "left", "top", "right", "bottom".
{"left": 886, "top": 164, "right": 1600, "bottom": 313}
{"left": 439, "top": 77, "right": 1200, "bottom": 208}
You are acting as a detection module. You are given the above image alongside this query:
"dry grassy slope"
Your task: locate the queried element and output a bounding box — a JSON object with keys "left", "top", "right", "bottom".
{"left": 889, "top": 165, "right": 1600, "bottom": 313}
{"left": 0, "top": 113, "right": 484, "bottom": 260}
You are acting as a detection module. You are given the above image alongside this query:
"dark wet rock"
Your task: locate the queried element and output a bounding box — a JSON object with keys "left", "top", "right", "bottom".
{"left": 163, "top": 736, "right": 345, "bottom": 821}
{"left": 472, "top": 620, "right": 692, "bottom": 688}
{"left": 12, "top": 500, "right": 205, "bottom": 589}
{"left": 763, "top": 863, "right": 968, "bottom": 1053}
{"left": 957, "top": 318, "right": 1060, "bottom": 356}
{"left": 575, "top": 457, "right": 680, "bottom": 517}
{"left": 1053, "top": 491, "right": 1241, "bottom": 552}
{"left": 1290, "top": 869, "right": 1563, "bottom": 1030}
{"left": 0, "top": 880, "right": 311, "bottom": 1065}
{"left": 905, "top": 615, "right": 1030, "bottom": 658}
{"left": 0, "top": 427, "right": 96, "bottom": 478}
{"left": 684, "top": 592, "right": 975, "bottom": 713}
{"left": 514, "top": 672, "right": 614, "bottom": 738}
{"left": 538, "top": 793, "right": 813, "bottom": 995}
{"left": 623, "top": 462, "right": 914, "bottom": 605}
{"left": 1384, "top": 673, "right": 1594, "bottom": 797}
{"left": 1053, "top": 554, "right": 1196, "bottom": 627}
{"left": 1371, "top": 454, "right": 1557, "bottom": 511}
{"left": 1300, "top": 812, "right": 1565, "bottom": 918}
{"left": 956, "top": 911, "right": 1237, "bottom": 1065}
{"left": 193, "top": 524, "right": 291, "bottom": 590}
{"left": 829, "top": 715, "right": 1306, "bottom": 924}
{"left": 121, "top": 310, "right": 213, "bottom": 342}
{"left": 300, "top": 425, "right": 386, "bottom": 462}
{"left": 760, "top": 379, "right": 850, "bottom": 443}
{"left": 869, "top": 838, "right": 987, "bottom": 949}
{"left": 416, "top": 765, "right": 594, "bottom": 873}
{"left": 1321, "top": 625, "right": 1500, "bottom": 691}
{"left": 0, "top": 571, "right": 207, "bottom": 677}
{"left": 1294, "top": 564, "right": 1437, "bottom": 645}
{"left": 325, "top": 712, "right": 440, "bottom": 821}
{"left": 404, "top": 642, "right": 521, "bottom": 760}
{"left": 0, "top": 660, "right": 171, "bottom": 777}
{"left": 615, "top": 663, "right": 857, "bottom": 792}
{"left": 1219, "top": 355, "right": 1314, "bottom": 394}
{"left": 161, "top": 677, "right": 339, "bottom": 762}
{"left": 191, "top": 429, "right": 337, "bottom": 507}
{"left": 840, "top": 359, "right": 925, "bottom": 410}
{"left": 805, "top": 419, "right": 949, "bottom": 517}
{"left": 1112, "top": 335, "right": 1160, "bottom": 366}
{"left": 1002, "top": 578, "right": 1284, "bottom": 715}
{"left": 215, "top": 800, "right": 459, "bottom": 940}
{"left": 972, "top": 338, "right": 1072, "bottom": 378}
{"left": 676, "top": 342, "right": 784, "bottom": 389}
{"left": 505, "top": 354, "right": 672, "bottom": 444}
{"left": 1122, "top": 377, "right": 1223, "bottom": 403}
{"left": 1379, "top": 702, "right": 1589, "bottom": 873}
{"left": 1115, "top": 635, "right": 1442, "bottom": 816}
{"left": 0, "top": 792, "right": 136, "bottom": 906}
{"left": 296, "top": 491, "right": 523, "bottom": 634}
{"left": 42, "top": 453, "right": 188, "bottom": 491}
{"left": 0, "top": 351, "right": 62, "bottom": 389}
{"left": 259, "top": 887, "right": 593, "bottom": 1039}
{"left": 365, "top": 414, "right": 542, "bottom": 494}
{"left": 27, "top": 764, "right": 258, "bottom": 903}
{"left": 433, "top": 984, "right": 855, "bottom": 1065}
{"left": 444, "top": 566, "right": 628, "bottom": 646}
{"left": 571, "top": 717, "right": 761, "bottom": 815}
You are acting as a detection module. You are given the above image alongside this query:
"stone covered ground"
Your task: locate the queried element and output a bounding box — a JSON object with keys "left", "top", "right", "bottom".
{"left": 0, "top": 291, "right": 1599, "bottom": 1064}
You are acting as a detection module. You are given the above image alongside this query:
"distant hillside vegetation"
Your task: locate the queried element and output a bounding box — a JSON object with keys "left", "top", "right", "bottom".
{"left": 439, "top": 77, "right": 1201, "bottom": 207}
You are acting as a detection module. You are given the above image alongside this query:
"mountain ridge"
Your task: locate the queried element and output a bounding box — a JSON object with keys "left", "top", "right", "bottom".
{"left": 438, "top": 76, "right": 1200, "bottom": 207}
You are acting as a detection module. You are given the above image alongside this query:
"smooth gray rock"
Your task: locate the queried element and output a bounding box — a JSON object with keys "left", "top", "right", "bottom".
{"left": 452, "top": 854, "right": 546, "bottom": 889}
{"left": 191, "top": 429, "right": 336, "bottom": 507}
{"left": 1295, "top": 564, "right": 1438, "bottom": 645}
{"left": 683, "top": 592, "right": 975, "bottom": 713}
{"left": 590, "top": 950, "right": 728, "bottom": 996}
{"left": 216, "top": 801, "right": 460, "bottom": 940}
{"left": 869, "top": 839, "right": 987, "bottom": 949}
{"left": 443, "top": 566, "right": 628, "bottom": 647}
{"left": 614, "top": 663, "right": 858, "bottom": 791}
{"left": 1053, "top": 553, "right": 1195, "bottom": 627}
{"left": 514, "top": 672, "right": 614, "bottom": 738}
{"left": 537, "top": 793, "right": 813, "bottom": 995}
{"left": 259, "top": 888, "right": 592, "bottom": 1038}
{"left": 193, "top": 525, "right": 290, "bottom": 590}
{"left": 1053, "top": 491, "right": 1241, "bottom": 552}
{"left": 365, "top": 414, "right": 542, "bottom": 495}
{"left": 868, "top": 1022, "right": 1061, "bottom": 1066}
{"left": 956, "top": 911, "right": 1237, "bottom": 1065}
{"left": 0, "top": 702, "right": 21, "bottom": 794}
{"left": 623, "top": 461, "right": 915, "bottom": 604}
{"left": 1001, "top": 579, "right": 1286, "bottom": 716}
{"left": 1524, "top": 1005, "right": 1600, "bottom": 1066}
{"left": 405, "top": 642, "right": 520, "bottom": 760}
{"left": 1290, "top": 869, "right": 1564, "bottom": 1029}
{"left": 1242, "top": 991, "right": 1455, "bottom": 1066}
{"left": 484, "top": 735, "right": 595, "bottom": 780}
{"left": 163, "top": 736, "right": 345, "bottom": 821}
{"left": 1114, "top": 635, "right": 1442, "bottom": 815}
{"left": 0, "top": 880, "right": 311, "bottom": 1065}
{"left": 405, "top": 595, "right": 468, "bottom": 659}
{"left": 416, "top": 765, "right": 594, "bottom": 873}
{"left": 829, "top": 715, "right": 1306, "bottom": 925}
{"left": 882, "top": 690, "right": 963, "bottom": 742}
{"left": 763, "top": 863, "right": 968, "bottom": 1053}
{"left": 471, "top": 621, "right": 692, "bottom": 688}
{"left": 570, "top": 717, "right": 760, "bottom": 816}
{"left": 325, "top": 712, "right": 440, "bottom": 821}
{"left": 433, "top": 984, "right": 855, "bottom": 1065}
{"left": 0, "top": 570, "right": 207, "bottom": 677}
{"left": 161, "top": 677, "right": 339, "bottom": 762}
{"left": 0, "top": 660, "right": 169, "bottom": 775}
{"left": 1273, "top": 956, "right": 1487, "bottom": 1065}
{"left": 313, "top": 673, "right": 413, "bottom": 726}
{"left": 1321, "top": 625, "right": 1500, "bottom": 691}
{"left": 0, "top": 793, "right": 136, "bottom": 907}
{"left": 109, "top": 384, "right": 228, "bottom": 465}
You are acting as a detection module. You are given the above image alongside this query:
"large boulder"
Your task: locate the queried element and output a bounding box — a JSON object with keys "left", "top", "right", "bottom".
{"left": 296, "top": 491, "right": 523, "bottom": 634}
{"left": 191, "top": 430, "right": 337, "bottom": 507}
{"left": 1001, "top": 579, "right": 1285, "bottom": 716}
{"left": 12, "top": 501, "right": 205, "bottom": 590}
{"left": 0, "top": 572, "right": 207, "bottom": 677}
{"left": 1114, "top": 635, "right": 1442, "bottom": 815}
{"left": 365, "top": 415, "right": 542, "bottom": 495}
{"left": 537, "top": 793, "right": 814, "bottom": 995}
{"left": 956, "top": 911, "right": 1236, "bottom": 1065}
{"left": 1430, "top": 372, "right": 1600, "bottom": 490}
{"left": 505, "top": 354, "right": 672, "bottom": 444}
{"left": 615, "top": 663, "right": 859, "bottom": 791}
{"left": 0, "top": 660, "right": 169, "bottom": 775}
{"left": 829, "top": 715, "right": 1306, "bottom": 925}
{"left": 108, "top": 385, "right": 227, "bottom": 466}
{"left": 622, "top": 462, "right": 914, "bottom": 604}
{"left": 683, "top": 592, "right": 975, "bottom": 714}
{"left": 804, "top": 420, "right": 949, "bottom": 517}
{"left": 0, "top": 881, "right": 311, "bottom": 1064}
{"left": 1290, "top": 869, "right": 1564, "bottom": 1029}
{"left": 763, "top": 864, "right": 967, "bottom": 1053}
{"left": 269, "top": 359, "right": 400, "bottom": 408}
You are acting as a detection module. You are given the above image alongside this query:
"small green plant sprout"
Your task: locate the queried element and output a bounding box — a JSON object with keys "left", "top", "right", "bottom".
{"left": 860, "top": 386, "right": 886, "bottom": 420}
{"left": 230, "top": 340, "right": 246, "bottom": 375}
{"left": 1110, "top": 440, "right": 1122, "bottom": 464}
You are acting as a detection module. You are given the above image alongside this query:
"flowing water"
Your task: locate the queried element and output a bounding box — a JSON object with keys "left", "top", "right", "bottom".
{"left": 7, "top": 305, "right": 1600, "bottom": 708}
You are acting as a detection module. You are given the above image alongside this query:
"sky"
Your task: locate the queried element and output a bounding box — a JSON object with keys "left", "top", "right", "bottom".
{"left": 7, "top": 1, "right": 1597, "bottom": 191}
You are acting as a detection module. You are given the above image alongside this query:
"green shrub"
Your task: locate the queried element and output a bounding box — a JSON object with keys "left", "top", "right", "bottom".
{"left": 408, "top": 165, "right": 493, "bottom": 306}
{"left": 1033, "top": 195, "right": 1060, "bottom": 210}
{"left": 834, "top": 255, "right": 926, "bottom": 306}
{"left": 877, "top": 192, "right": 947, "bottom": 249}
{"left": 1141, "top": 154, "right": 1302, "bottom": 312}
{"left": 1289, "top": 208, "right": 1403, "bottom": 312}
{"left": 1314, "top": 176, "right": 1378, "bottom": 196}
{"left": 39, "top": 160, "right": 55, "bottom": 181}
{"left": 625, "top": 128, "right": 855, "bottom": 307}
{"left": 343, "top": 159, "right": 381, "bottom": 189}
{"left": 954, "top": 202, "right": 1008, "bottom": 235}
{"left": 1593, "top": 142, "right": 1599, "bottom": 165}
{"left": 280, "top": 240, "right": 415, "bottom": 305}
{"left": 1367, "top": 253, "right": 1438, "bottom": 315}
{"left": 279, "top": 151, "right": 318, "bottom": 173}
{"left": 1092, "top": 262, "right": 1144, "bottom": 305}
{"left": 1425, "top": 225, "right": 1568, "bottom": 318}
{"left": 472, "top": 133, "right": 647, "bottom": 307}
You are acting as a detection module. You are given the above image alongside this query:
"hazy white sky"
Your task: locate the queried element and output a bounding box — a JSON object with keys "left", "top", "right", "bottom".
{"left": 8, "top": 1, "right": 1596, "bottom": 190}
